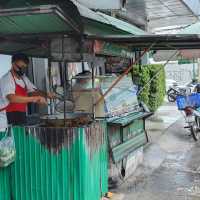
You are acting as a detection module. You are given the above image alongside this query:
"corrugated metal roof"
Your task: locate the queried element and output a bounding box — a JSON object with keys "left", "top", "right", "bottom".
{"left": 0, "top": 11, "right": 73, "bottom": 35}
{"left": 122, "top": 0, "right": 197, "bottom": 32}
{"left": 0, "top": 1, "right": 83, "bottom": 35}
{"left": 72, "top": 0, "right": 147, "bottom": 35}
{"left": 96, "top": 12, "right": 146, "bottom": 35}
{"left": 0, "top": 1, "right": 147, "bottom": 36}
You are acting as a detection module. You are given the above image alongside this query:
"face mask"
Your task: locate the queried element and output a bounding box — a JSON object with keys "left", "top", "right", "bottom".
{"left": 14, "top": 65, "right": 26, "bottom": 77}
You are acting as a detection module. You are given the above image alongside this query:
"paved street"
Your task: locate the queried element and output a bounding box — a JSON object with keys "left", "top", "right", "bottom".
{"left": 112, "top": 101, "right": 200, "bottom": 200}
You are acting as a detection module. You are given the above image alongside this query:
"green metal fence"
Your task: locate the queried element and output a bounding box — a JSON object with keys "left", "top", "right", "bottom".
{"left": 108, "top": 118, "right": 147, "bottom": 163}
{"left": 0, "top": 121, "right": 108, "bottom": 200}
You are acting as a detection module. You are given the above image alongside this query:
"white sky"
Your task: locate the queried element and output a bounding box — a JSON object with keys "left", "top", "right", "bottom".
{"left": 0, "top": 54, "right": 11, "bottom": 78}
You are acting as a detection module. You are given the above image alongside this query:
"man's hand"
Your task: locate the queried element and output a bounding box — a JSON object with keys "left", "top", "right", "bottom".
{"left": 47, "top": 92, "right": 56, "bottom": 99}
{"left": 31, "top": 96, "right": 47, "bottom": 105}
{"left": 29, "top": 90, "right": 56, "bottom": 99}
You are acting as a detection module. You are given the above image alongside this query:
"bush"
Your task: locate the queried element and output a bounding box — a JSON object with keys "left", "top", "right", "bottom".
{"left": 148, "top": 64, "right": 166, "bottom": 111}
{"left": 132, "top": 65, "right": 149, "bottom": 105}
{"left": 132, "top": 64, "right": 166, "bottom": 112}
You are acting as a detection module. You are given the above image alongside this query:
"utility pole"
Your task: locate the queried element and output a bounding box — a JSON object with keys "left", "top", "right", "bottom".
{"left": 198, "top": 58, "right": 200, "bottom": 82}
{"left": 192, "top": 58, "right": 195, "bottom": 81}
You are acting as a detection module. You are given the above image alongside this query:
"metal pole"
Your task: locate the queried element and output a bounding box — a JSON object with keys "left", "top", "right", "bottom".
{"left": 63, "top": 61, "right": 67, "bottom": 126}
{"left": 60, "top": 36, "right": 67, "bottom": 126}
{"left": 91, "top": 62, "right": 95, "bottom": 119}
{"left": 81, "top": 61, "right": 85, "bottom": 72}
{"left": 80, "top": 36, "right": 85, "bottom": 72}
{"left": 193, "top": 57, "right": 196, "bottom": 81}
{"left": 48, "top": 40, "right": 53, "bottom": 115}
{"left": 198, "top": 58, "right": 200, "bottom": 82}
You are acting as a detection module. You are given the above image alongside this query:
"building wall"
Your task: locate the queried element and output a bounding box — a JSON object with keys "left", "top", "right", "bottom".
{"left": 0, "top": 55, "right": 11, "bottom": 77}
{"left": 165, "top": 62, "right": 198, "bottom": 84}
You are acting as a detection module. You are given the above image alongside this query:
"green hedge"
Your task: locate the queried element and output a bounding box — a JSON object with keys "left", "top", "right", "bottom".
{"left": 132, "top": 64, "right": 166, "bottom": 112}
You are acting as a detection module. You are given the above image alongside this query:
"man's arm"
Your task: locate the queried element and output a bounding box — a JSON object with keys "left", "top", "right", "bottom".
{"left": 24, "top": 76, "right": 55, "bottom": 99}
{"left": 7, "top": 94, "right": 47, "bottom": 104}
{"left": 29, "top": 90, "right": 55, "bottom": 99}
{"left": 29, "top": 90, "right": 47, "bottom": 97}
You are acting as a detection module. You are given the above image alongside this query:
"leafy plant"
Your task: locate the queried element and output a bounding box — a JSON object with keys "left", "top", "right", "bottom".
{"left": 132, "top": 64, "right": 166, "bottom": 112}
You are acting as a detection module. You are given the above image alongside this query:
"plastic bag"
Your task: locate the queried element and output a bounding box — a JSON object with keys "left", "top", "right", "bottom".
{"left": 0, "top": 127, "right": 16, "bottom": 168}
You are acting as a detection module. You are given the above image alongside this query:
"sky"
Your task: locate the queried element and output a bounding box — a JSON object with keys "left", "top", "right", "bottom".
{"left": 0, "top": 54, "right": 11, "bottom": 78}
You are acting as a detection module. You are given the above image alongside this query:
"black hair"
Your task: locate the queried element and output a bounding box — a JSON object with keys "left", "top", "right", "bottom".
{"left": 12, "top": 53, "right": 29, "bottom": 65}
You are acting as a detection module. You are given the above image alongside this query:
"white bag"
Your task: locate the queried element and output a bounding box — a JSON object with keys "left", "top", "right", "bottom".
{"left": 0, "top": 127, "right": 16, "bottom": 168}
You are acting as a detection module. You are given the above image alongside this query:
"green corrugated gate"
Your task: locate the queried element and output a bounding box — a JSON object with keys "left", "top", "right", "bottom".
{"left": 108, "top": 116, "right": 148, "bottom": 163}
{"left": 0, "top": 121, "right": 108, "bottom": 200}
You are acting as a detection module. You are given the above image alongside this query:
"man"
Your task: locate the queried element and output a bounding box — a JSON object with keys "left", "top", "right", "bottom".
{"left": 0, "top": 53, "right": 54, "bottom": 126}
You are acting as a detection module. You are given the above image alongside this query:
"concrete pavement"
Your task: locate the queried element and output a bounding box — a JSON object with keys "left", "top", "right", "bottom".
{"left": 112, "top": 101, "right": 200, "bottom": 200}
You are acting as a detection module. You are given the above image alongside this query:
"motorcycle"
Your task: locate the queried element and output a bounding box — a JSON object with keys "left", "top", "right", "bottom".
{"left": 183, "top": 107, "right": 200, "bottom": 141}
{"left": 167, "top": 86, "right": 191, "bottom": 102}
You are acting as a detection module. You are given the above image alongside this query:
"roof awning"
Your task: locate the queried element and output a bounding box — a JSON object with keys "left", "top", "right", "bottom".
{"left": 124, "top": 0, "right": 197, "bottom": 32}
{"left": 152, "top": 22, "right": 200, "bottom": 61}
{"left": 0, "top": 1, "right": 83, "bottom": 36}
{"left": 88, "top": 34, "right": 200, "bottom": 50}
{"left": 1, "top": 34, "right": 200, "bottom": 59}
{"left": 72, "top": 0, "right": 147, "bottom": 36}
{"left": 0, "top": 1, "right": 147, "bottom": 37}
{"left": 0, "top": 1, "right": 148, "bottom": 59}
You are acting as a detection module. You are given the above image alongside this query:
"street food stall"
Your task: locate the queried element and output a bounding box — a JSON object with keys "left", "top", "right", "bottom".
{"left": 2, "top": 2, "right": 200, "bottom": 200}
{"left": 0, "top": 2, "right": 150, "bottom": 200}
{"left": 0, "top": 2, "right": 154, "bottom": 198}
{"left": 0, "top": 2, "right": 109, "bottom": 200}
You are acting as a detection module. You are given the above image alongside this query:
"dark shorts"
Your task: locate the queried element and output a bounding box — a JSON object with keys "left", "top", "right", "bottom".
{"left": 6, "top": 112, "right": 27, "bottom": 125}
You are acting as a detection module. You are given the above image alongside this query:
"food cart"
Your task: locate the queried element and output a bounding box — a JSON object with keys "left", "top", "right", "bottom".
{"left": 100, "top": 76, "right": 152, "bottom": 183}
{"left": 0, "top": 2, "right": 108, "bottom": 200}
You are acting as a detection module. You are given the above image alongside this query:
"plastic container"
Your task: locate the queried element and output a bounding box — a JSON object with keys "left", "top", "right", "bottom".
{"left": 176, "top": 93, "right": 200, "bottom": 110}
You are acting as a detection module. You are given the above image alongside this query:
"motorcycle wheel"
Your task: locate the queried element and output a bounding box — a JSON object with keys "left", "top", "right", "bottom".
{"left": 190, "top": 120, "right": 200, "bottom": 141}
{"left": 167, "top": 90, "right": 176, "bottom": 102}
{"left": 167, "top": 95, "right": 176, "bottom": 102}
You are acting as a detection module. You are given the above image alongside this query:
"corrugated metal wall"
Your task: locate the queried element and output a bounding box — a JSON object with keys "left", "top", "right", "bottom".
{"left": 108, "top": 118, "right": 147, "bottom": 174}
{"left": 0, "top": 121, "right": 108, "bottom": 200}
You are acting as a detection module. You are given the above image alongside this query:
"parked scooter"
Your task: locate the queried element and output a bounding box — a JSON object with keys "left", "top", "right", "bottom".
{"left": 183, "top": 107, "right": 200, "bottom": 141}
{"left": 167, "top": 86, "right": 190, "bottom": 102}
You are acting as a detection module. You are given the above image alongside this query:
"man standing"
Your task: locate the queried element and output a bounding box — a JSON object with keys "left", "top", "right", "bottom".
{"left": 0, "top": 53, "right": 53, "bottom": 126}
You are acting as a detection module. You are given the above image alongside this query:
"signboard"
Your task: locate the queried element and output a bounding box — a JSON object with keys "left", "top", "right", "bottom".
{"left": 100, "top": 76, "right": 139, "bottom": 117}
{"left": 94, "top": 40, "right": 134, "bottom": 58}
{"left": 178, "top": 59, "right": 193, "bottom": 65}
{"left": 105, "top": 57, "right": 130, "bottom": 73}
